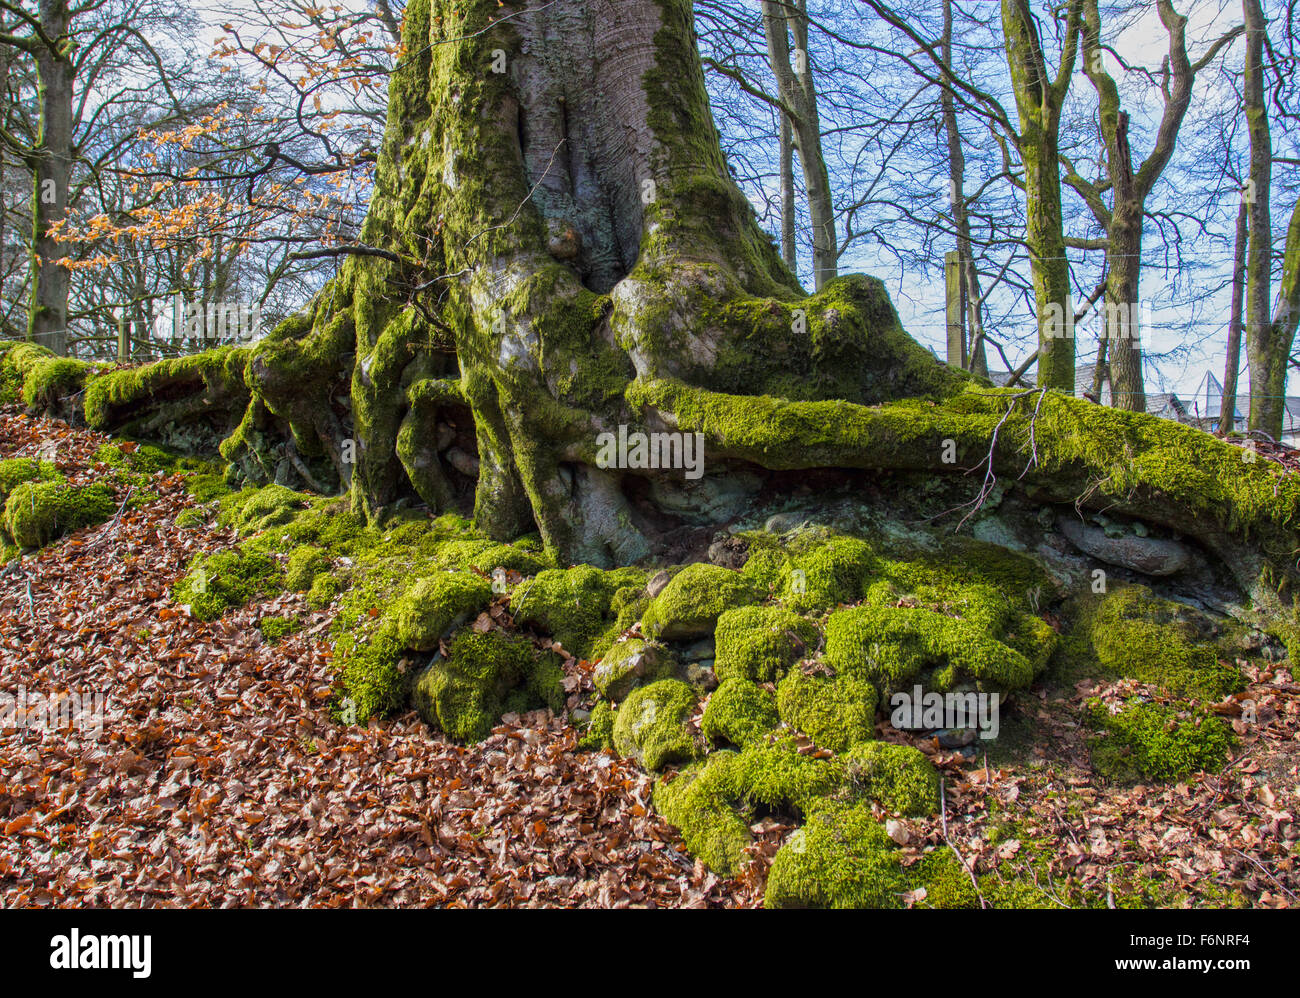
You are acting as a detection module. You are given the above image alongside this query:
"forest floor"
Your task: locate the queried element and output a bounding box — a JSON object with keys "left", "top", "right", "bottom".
{"left": 1, "top": 405, "right": 1298, "bottom": 908}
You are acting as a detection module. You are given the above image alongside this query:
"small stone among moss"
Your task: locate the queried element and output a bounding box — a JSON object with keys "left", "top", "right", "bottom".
{"left": 701, "top": 677, "right": 779, "bottom": 748}
{"left": 640, "top": 562, "right": 758, "bottom": 641}
{"left": 411, "top": 630, "right": 538, "bottom": 741}
{"left": 392, "top": 571, "right": 494, "bottom": 651}
{"left": 776, "top": 665, "right": 877, "bottom": 753}
{"left": 593, "top": 637, "right": 677, "bottom": 700}
{"left": 714, "top": 605, "right": 819, "bottom": 682}
{"left": 1088, "top": 697, "right": 1235, "bottom": 783}
{"left": 612, "top": 678, "right": 700, "bottom": 771}
{"left": 2, "top": 481, "right": 117, "bottom": 548}
{"left": 840, "top": 741, "right": 939, "bottom": 816}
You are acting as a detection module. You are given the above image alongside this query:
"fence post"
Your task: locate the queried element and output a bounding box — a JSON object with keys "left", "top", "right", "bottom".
{"left": 945, "top": 250, "right": 965, "bottom": 369}
{"left": 116, "top": 311, "right": 129, "bottom": 363}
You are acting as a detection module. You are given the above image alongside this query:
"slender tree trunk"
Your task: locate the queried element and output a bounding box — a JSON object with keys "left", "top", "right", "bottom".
{"left": 761, "top": 0, "right": 835, "bottom": 289}
{"left": 1222, "top": 194, "right": 1249, "bottom": 433}
{"left": 26, "top": 0, "right": 74, "bottom": 356}
{"left": 1243, "top": 0, "right": 1280, "bottom": 436}
{"left": 778, "top": 113, "right": 796, "bottom": 270}
{"left": 1001, "top": 0, "right": 1079, "bottom": 391}
{"left": 941, "top": 0, "right": 987, "bottom": 377}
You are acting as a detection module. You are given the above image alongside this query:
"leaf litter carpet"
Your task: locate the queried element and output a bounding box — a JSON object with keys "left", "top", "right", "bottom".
{"left": 1, "top": 407, "right": 1297, "bottom": 908}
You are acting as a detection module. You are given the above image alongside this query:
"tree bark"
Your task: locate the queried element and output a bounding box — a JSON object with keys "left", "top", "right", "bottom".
{"left": 1244, "top": 0, "right": 1280, "bottom": 436}
{"left": 941, "top": 0, "right": 987, "bottom": 377}
{"left": 84, "top": 0, "right": 1300, "bottom": 616}
{"left": 1000, "top": 0, "right": 1079, "bottom": 392}
{"left": 26, "top": 0, "right": 74, "bottom": 356}
{"left": 1222, "top": 193, "right": 1249, "bottom": 432}
{"left": 761, "top": 0, "right": 835, "bottom": 289}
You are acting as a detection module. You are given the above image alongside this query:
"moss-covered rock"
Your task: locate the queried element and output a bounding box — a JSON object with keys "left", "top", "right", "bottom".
{"left": 1087, "top": 697, "right": 1235, "bottom": 782}
{"left": 612, "top": 678, "right": 700, "bottom": 771}
{"left": 411, "top": 629, "right": 545, "bottom": 741}
{"left": 172, "top": 548, "right": 283, "bottom": 621}
{"left": 593, "top": 637, "right": 677, "bottom": 700}
{"left": 714, "top": 605, "right": 819, "bottom": 682}
{"left": 840, "top": 741, "right": 939, "bottom": 816}
{"left": 510, "top": 565, "right": 645, "bottom": 658}
{"left": 2, "top": 481, "right": 117, "bottom": 548}
{"left": 764, "top": 801, "right": 909, "bottom": 909}
{"left": 640, "top": 562, "right": 758, "bottom": 641}
{"left": 776, "top": 665, "right": 877, "bottom": 753}
{"left": 219, "top": 484, "right": 310, "bottom": 534}
{"left": 391, "top": 571, "right": 494, "bottom": 651}
{"left": 700, "top": 676, "right": 779, "bottom": 747}
{"left": 653, "top": 735, "right": 842, "bottom": 874}
{"left": 825, "top": 603, "right": 1038, "bottom": 696}
{"left": 1063, "top": 586, "right": 1245, "bottom": 700}
{"left": 0, "top": 457, "right": 57, "bottom": 507}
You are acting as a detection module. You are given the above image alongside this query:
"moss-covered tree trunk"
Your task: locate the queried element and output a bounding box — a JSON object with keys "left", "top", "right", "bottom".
{"left": 79, "top": 0, "right": 1300, "bottom": 623}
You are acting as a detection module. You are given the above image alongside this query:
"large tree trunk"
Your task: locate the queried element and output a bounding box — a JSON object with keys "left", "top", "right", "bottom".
{"left": 26, "top": 0, "right": 73, "bottom": 356}
{"left": 84, "top": 0, "right": 1300, "bottom": 621}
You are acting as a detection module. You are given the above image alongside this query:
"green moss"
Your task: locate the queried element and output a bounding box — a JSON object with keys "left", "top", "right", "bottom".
{"left": 1088, "top": 697, "right": 1236, "bottom": 783}
{"left": 652, "top": 735, "right": 842, "bottom": 875}
{"left": 258, "top": 614, "right": 301, "bottom": 643}
{"left": 307, "top": 570, "right": 345, "bottom": 609}
{"left": 840, "top": 741, "right": 940, "bottom": 816}
{"left": 593, "top": 637, "right": 677, "bottom": 700}
{"left": 84, "top": 347, "right": 250, "bottom": 430}
{"left": 2, "top": 481, "right": 117, "bottom": 548}
{"left": 764, "top": 801, "right": 909, "bottom": 909}
{"left": 776, "top": 666, "right": 877, "bottom": 753}
{"left": 391, "top": 570, "right": 494, "bottom": 651}
{"left": 640, "top": 562, "right": 758, "bottom": 641}
{"left": 22, "top": 356, "right": 91, "bottom": 410}
{"left": 411, "top": 630, "right": 546, "bottom": 741}
{"left": 714, "top": 605, "right": 819, "bottom": 682}
{"left": 700, "top": 677, "right": 779, "bottom": 747}
{"left": 172, "top": 548, "right": 283, "bottom": 621}
{"left": 285, "top": 545, "right": 330, "bottom": 591}
{"left": 218, "top": 484, "right": 310, "bottom": 534}
{"left": 612, "top": 678, "right": 700, "bottom": 771}
{"left": 510, "top": 565, "right": 645, "bottom": 658}
{"left": 1061, "top": 586, "right": 1244, "bottom": 700}
{"left": 183, "top": 473, "right": 231, "bottom": 504}
{"left": 825, "top": 603, "right": 1038, "bottom": 696}
{"left": 578, "top": 700, "right": 615, "bottom": 751}
{"left": 0, "top": 457, "right": 57, "bottom": 507}
{"left": 653, "top": 753, "right": 754, "bottom": 874}
{"left": 175, "top": 507, "right": 209, "bottom": 529}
